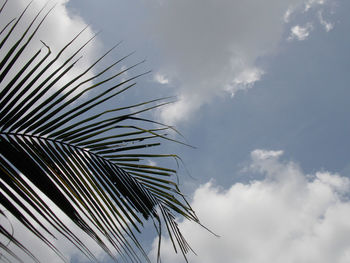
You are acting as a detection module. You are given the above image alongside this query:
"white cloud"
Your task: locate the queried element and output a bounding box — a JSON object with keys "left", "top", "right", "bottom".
{"left": 305, "top": 0, "right": 326, "bottom": 11}
{"left": 288, "top": 23, "right": 314, "bottom": 41}
{"left": 157, "top": 94, "right": 201, "bottom": 124}
{"left": 147, "top": 159, "right": 158, "bottom": 167}
{"left": 1, "top": 0, "right": 100, "bottom": 98}
{"left": 251, "top": 149, "right": 284, "bottom": 160}
{"left": 284, "top": 7, "right": 294, "bottom": 23}
{"left": 154, "top": 73, "right": 170, "bottom": 85}
{"left": 147, "top": 0, "right": 335, "bottom": 124}
{"left": 318, "top": 11, "right": 334, "bottom": 32}
{"left": 227, "top": 67, "right": 264, "bottom": 96}
{"left": 0, "top": 190, "right": 108, "bottom": 262}
{"left": 150, "top": 149, "right": 350, "bottom": 263}
{"left": 0, "top": 1, "right": 106, "bottom": 261}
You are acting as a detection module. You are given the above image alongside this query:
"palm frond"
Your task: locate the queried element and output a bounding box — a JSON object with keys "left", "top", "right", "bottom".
{"left": 0, "top": 2, "right": 201, "bottom": 262}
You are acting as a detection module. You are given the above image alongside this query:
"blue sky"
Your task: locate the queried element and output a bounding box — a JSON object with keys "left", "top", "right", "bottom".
{"left": 4, "top": 0, "right": 350, "bottom": 262}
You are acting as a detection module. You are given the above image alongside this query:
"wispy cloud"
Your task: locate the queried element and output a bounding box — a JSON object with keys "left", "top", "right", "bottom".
{"left": 305, "top": 0, "right": 326, "bottom": 12}
{"left": 318, "top": 10, "right": 334, "bottom": 32}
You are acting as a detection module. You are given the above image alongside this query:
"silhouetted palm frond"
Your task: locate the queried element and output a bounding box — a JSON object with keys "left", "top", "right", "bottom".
{"left": 0, "top": 1, "right": 200, "bottom": 262}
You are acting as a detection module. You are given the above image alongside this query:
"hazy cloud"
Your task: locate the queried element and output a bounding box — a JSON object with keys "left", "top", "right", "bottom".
{"left": 150, "top": 149, "right": 350, "bottom": 263}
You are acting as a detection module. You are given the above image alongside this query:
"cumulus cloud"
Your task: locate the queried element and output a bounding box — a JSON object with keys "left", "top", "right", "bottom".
{"left": 147, "top": 0, "right": 335, "bottom": 124}
{"left": 150, "top": 149, "right": 350, "bottom": 263}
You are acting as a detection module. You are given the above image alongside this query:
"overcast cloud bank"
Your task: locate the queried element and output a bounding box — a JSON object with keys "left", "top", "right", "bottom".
{"left": 148, "top": 0, "right": 336, "bottom": 124}
{"left": 150, "top": 149, "right": 350, "bottom": 263}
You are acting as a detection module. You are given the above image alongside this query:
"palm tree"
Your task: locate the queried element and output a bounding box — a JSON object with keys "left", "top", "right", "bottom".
{"left": 0, "top": 1, "right": 201, "bottom": 262}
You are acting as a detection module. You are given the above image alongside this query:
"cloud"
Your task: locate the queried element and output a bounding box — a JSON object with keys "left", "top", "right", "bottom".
{"left": 318, "top": 10, "right": 334, "bottom": 32}
{"left": 288, "top": 23, "right": 314, "bottom": 41}
{"left": 149, "top": 149, "right": 350, "bottom": 263}
{"left": 154, "top": 73, "right": 170, "bottom": 85}
{"left": 250, "top": 149, "right": 284, "bottom": 160}
{"left": 147, "top": 0, "right": 335, "bottom": 124}
{"left": 0, "top": 1, "right": 106, "bottom": 261}
{"left": 157, "top": 93, "right": 202, "bottom": 124}
{"left": 0, "top": 203, "right": 108, "bottom": 262}
{"left": 227, "top": 67, "right": 264, "bottom": 96}
{"left": 1, "top": 0, "right": 100, "bottom": 97}
{"left": 305, "top": 0, "right": 326, "bottom": 11}
{"left": 284, "top": 7, "right": 294, "bottom": 23}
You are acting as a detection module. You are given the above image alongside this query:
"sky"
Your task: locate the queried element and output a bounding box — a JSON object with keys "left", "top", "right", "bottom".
{"left": 2, "top": 0, "right": 350, "bottom": 262}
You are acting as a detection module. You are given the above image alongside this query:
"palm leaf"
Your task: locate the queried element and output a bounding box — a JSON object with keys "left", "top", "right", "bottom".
{"left": 0, "top": 2, "right": 201, "bottom": 262}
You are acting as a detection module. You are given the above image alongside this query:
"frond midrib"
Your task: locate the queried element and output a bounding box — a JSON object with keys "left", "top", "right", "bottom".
{"left": 1, "top": 130, "right": 105, "bottom": 157}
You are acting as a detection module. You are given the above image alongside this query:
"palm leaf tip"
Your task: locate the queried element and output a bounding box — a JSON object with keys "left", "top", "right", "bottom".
{"left": 0, "top": 1, "right": 202, "bottom": 262}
